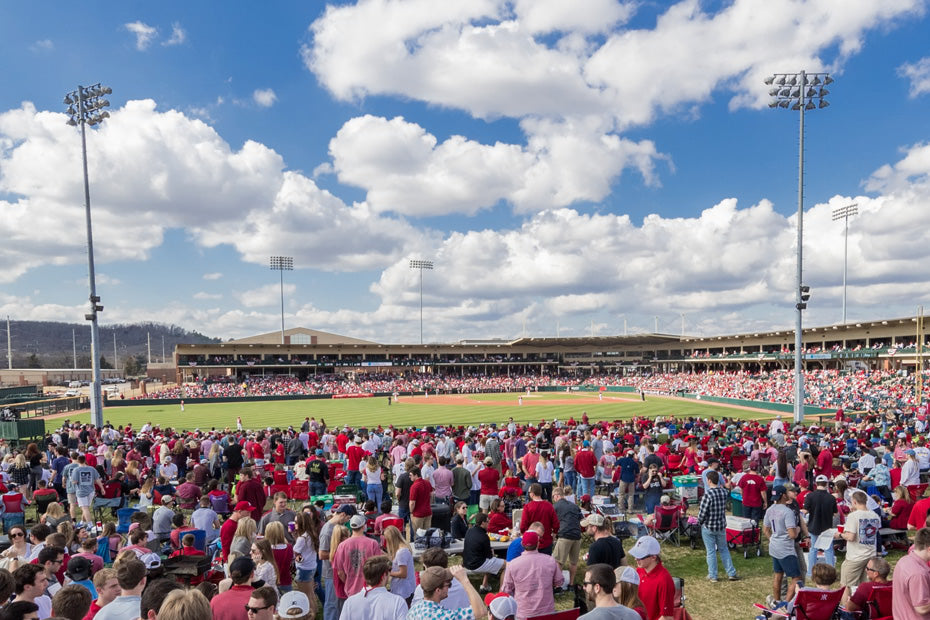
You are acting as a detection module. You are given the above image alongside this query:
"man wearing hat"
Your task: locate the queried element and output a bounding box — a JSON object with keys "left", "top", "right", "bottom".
{"left": 629, "top": 536, "right": 674, "bottom": 620}
{"left": 234, "top": 468, "right": 267, "bottom": 522}
{"left": 502, "top": 530, "right": 563, "bottom": 620}
{"left": 320, "top": 505, "right": 355, "bottom": 620}
{"left": 803, "top": 475, "right": 838, "bottom": 575}
{"left": 582, "top": 513, "right": 625, "bottom": 569}
{"left": 332, "top": 514, "right": 383, "bottom": 604}
{"left": 580, "top": 563, "right": 640, "bottom": 619}
{"left": 220, "top": 501, "right": 255, "bottom": 563}
{"left": 737, "top": 460, "right": 767, "bottom": 523}
{"left": 409, "top": 565, "right": 487, "bottom": 620}
{"left": 338, "top": 555, "right": 408, "bottom": 620}
{"left": 152, "top": 495, "right": 177, "bottom": 542}
{"left": 762, "top": 485, "right": 802, "bottom": 608}
{"left": 210, "top": 556, "right": 256, "bottom": 620}
{"left": 64, "top": 557, "right": 96, "bottom": 598}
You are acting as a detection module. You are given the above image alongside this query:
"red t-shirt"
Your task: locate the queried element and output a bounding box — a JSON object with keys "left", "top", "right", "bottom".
{"left": 346, "top": 446, "right": 366, "bottom": 472}
{"left": 816, "top": 450, "right": 834, "bottom": 478}
{"left": 336, "top": 434, "right": 349, "bottom": 454}
{"left": 519, "top": 500, "right": 560, "bottom": 549}
{"left": 82, "top": 600, "right": 102, "bottom": 620}
{"left": 574, "top": 450, "right": 597, "bottom": 478}
{"left": 409, "top": 478, "right": 433, "bottom": 518}
{"left": 271, "top": 544, "right": 294, "bottom": 586}
{"left": 738, "top": 473, "right": 766, "bottom": 508}
{"left": 211, "top": 584, "right": 254, "bottom": 620}
{"left": 219, "top": 518, "right": 238, "bottom": 562}
{"left": 637, "top": 560, "right": 675, "bottom": 620}
{"left": 478, "top": 468, "right": 500, "bottom": 496}
{"left": 890, "top": 499, "right": 914, "bottom": 530}
{"left": 907, "top": 497, "right": 930, "bottom": 529}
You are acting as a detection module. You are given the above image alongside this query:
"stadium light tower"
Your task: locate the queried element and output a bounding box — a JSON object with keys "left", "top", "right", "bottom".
{"left": 832, "top": 203, "right": 858, "bottom": 324}
{"left": 409, "top": 259, "right": 433, "bottom": 344}
{"left": 64, "top": 83, "right": 112, "bottom": 430}
{"left": 764, "top": 70, "right": 833, "bottom": 425}
{"left": 270, "top": 256, "right": 293, "bottom": 344}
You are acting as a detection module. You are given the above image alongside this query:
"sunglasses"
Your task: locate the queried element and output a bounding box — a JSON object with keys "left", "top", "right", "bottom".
{"left": 244, "top": 605, "right": 273, "bottom": 614}
{"left": 9, "top": 532, "right": 24, "bottom": 538}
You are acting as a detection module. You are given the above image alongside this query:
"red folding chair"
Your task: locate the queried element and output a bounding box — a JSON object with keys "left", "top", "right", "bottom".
{"left": 908, "top": 483, "right": 928, "bottom": 502}
{"left": 650, "top": 505, "right": 680, "bottom": 546}
{"left": 793, "top": 587, "right": 845, "bottom": 620}
{"left": 288, "top": 479, "right": 309, "bottom": 501}
{"left": 866, "top": 584, "right": 893, "bottom": 620}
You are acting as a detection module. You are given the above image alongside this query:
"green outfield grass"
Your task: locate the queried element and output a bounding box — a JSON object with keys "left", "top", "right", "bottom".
{"left": 47, "top": 392, "right": 777, "bottom": 431}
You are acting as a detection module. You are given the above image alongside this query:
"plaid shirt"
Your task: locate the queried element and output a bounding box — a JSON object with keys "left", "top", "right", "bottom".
{"left": 698, "top": 485, "right": 729, "bottom": 531}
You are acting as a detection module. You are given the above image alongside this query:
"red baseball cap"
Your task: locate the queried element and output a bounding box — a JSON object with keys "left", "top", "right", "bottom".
{"left": 234, "top": 501, "right": 254, "bottom": 512}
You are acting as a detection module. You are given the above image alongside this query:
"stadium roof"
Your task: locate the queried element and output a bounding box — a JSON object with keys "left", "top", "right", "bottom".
{"left": 509, "top": 334, "right": 683, "bottom": 347}
{"left": 226, "top": 327, "right": 377, "bottom": 345}
{"left": 681, "top": 315, "right": 921, "bottom": 343}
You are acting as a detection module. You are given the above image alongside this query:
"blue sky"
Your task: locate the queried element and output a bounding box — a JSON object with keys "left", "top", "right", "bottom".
{"left": 2, "top": 0, "right": 930, "bottom": 344}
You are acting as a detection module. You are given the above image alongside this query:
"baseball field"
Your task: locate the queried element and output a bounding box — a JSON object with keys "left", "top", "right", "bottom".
{"left": 47, "top": 390, "right": 782, "bottom": 432}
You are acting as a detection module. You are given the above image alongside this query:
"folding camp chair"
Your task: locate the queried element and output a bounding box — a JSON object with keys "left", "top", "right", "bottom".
{"left": 754, "top": 587, "right": 845, "bottom": 620}
{"left": 650, "top": 504, "right": 680, "bottom": 546}
{"left": 288, "top": 479, "right": 309, "bottom": 501}
{"left": 864, "top": 584, "right": 893, "bottom": 620}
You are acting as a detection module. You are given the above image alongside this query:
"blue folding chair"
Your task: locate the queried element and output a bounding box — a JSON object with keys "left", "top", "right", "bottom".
{"left": 117, "top": 507, "right": 140, "bottom": 534}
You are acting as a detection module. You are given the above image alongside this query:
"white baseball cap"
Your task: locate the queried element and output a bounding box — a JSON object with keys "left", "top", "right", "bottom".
{"left": 277, "top": 591, "right": 310, "bottom": 619}
{"left": 628, "top": 535, "right": 661, "bottom": 559}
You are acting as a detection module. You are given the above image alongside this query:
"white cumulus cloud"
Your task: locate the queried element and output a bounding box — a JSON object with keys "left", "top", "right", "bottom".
{"left": 164, "top": 23, "right": 187, "bottom": 46}
{"left": 253, "top": 89, "right": 278, "bottom": 108}
{"left": 899, "top": 57, "right": 930, "bottom": 98}
{"left": 124, "top": 21, "right": 158, "bottom": 51}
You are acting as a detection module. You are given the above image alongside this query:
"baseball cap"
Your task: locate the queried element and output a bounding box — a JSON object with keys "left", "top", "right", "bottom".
{"left": 139, "top": 552, "right": 162, "bottom": 570}
{"left": 336, "top": 504, "right": 358, "bottom": 516}
{"left": 580, "top": 513, "right": 605, "bottom": 528}
{"left": 277, "top": 591, "right": 311, "bottom": 619}
{"left": 772, "top": 484, "right": 788, "bottom": 500}
{"left": 906, "top": 449, "right": 917, "bottom": 456}
{"left": 580, "top": 494, "right": 591, "bottom": 503}
{"left": 420, "top": 566, "right": 453, "bottom": 592}
{"left": 66, "top": 557, "right": 93, "bottom": 581}
{"left": 486, "top": 594, "right": 518, "bottom": 619}
{"left": 234, "top": 501, "right": 254, "bottom": 512}
{"left": 229, "top": 556, "right": 255, "bottom": 579}
{"left": 628, "top": 535, "right": 661, "bottom": 559}
{"left": 349, "top": 515, "right": 367, "bottom": 529}
{"left": 815, "top": 474, "right": 829, "bottom": 484}
{"left": 615, "top": 565, "right": 640, "bottom": 586}
{"left": 161, "top": 495, "right": 175, "bottom": 505}
{"left": 521, "top": 531, "right": 540, "bottom": 548}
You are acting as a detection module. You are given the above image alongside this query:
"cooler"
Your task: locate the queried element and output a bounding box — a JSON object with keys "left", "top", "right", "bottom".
{"left": 331, "top": 494, "right": 356, "bottom": 510}
{"left": 673, "top": 475, "right": 699, "bottom": 501}
{"left": 725, "top": 514, "right": 761, "bottom": 558}
{"left": 730, "top": 490, "right": 743, "bottom": 517}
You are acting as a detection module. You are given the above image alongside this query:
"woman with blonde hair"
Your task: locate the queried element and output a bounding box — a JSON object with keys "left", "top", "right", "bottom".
{"left": 56, "top": 521, "right": 77, "bottom": 554}
{"left": 250, "top": 539, "right": 279, "bottom": 592}
{"left": 329, "top": 524, "right": 349, "bottom": 602}
{"left": 264, "top": 521, "right": 294, "bottom": 593}
{"left": 41, "top": 502, "right": 71, "bottom": 528}
{"left": 158, "top": 588, "right": 213, "bottom": 620}
{"left": 364, "top": 456, "right": 384, "bottom": 507}
{"left": 383, "top": 525, "right": 415, "bottom": 605}
{"left": 230, "top": 517, "right": 256, "bottom": 558}
{"left": 292, "top": 511, "right": 320, "bottom": 617}
{"left": 9, "top": 454, "right": 31, "bottom": 499}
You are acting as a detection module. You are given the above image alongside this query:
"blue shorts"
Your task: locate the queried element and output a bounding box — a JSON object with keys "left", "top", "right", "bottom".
{"left": 296, "top": 568, "right": 315, "bottom": 582}
{"left": 772, "top": 554, "right": 801, "bottom": 578}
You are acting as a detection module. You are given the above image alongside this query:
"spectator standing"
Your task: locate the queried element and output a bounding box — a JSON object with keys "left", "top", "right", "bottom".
{"left": 306, "top": 450, "right": 329, "bottom": 498}
{"left": 210, "top": 557, "right": 255, "bottom": 620}
{"left": 220, "top": 502, "right": 254, "bottom": 564}
{"left": 69, "top": 456, "right": 104, "bottom": 526}
{"left": 332, "top": 515, "right": 383, "bottom": 601}
{"left": 451, "top": 457, "right": 472, "bottom": 505}
{"left": 408, "top": 468, "right": 433, "bottom": 533}
{"left": 697, "top": 470, "right": 739, "bottom": 582}
{"left": 762, "top": 485, "right": 802, "bottom": 607}
{"left": 258, "top": 493, "right": 296, "bottom": 543}
{"left": 803, "top": 475, "right": 838, "bottom": 574}
{"left": 338, "top": 555, "right": 408, "bottom": 620}
{"left": 264, "top": 522, "right": 294, "bottom": 594}
{"left": 93, "top": 558, "right": 146, "bottom": 620}
{"left": 574, "top": 441, "right": 597, "bottom": 499}
{"left": 501, "top": 530, "right": 563, "bottom": 620}
{"left": 383, "top": 526, "right": 416, "bottom": 605}
{"left": 319, "top": 505, "right": 355, "bottom": 620}
{"left": 478, "top": 458, "right": 501, "bottom": 512}
{"left": 579, "top": 563, "right": 640, "bottom": 620}
{"left": 519, "top": 484, "right": 559, "bottom": 554}
{"left": 839, "top": 490, "right": 880, "bottom": 589}
{"left": 582, "top": 514, "right": 625, "bottom": 569}
{"left": 83, "top": 568, "right": 119, "bottom": 620}
{"left": 615, "top": 450, "right": 640, "bottom": 512}
{"left": 235, "top": 468, "right": 267, "bottom": 523}
{"left": 552, "top": 486, "right": 583, "bottom": 585}
{"left": 738, "top": 462, "right": 767, "bottom": 523}
{"left": 893, "top": 527, "right": 930, "bottom": 620}
{"left": 629, "top": 536, "right": 674, "bottom": 620}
